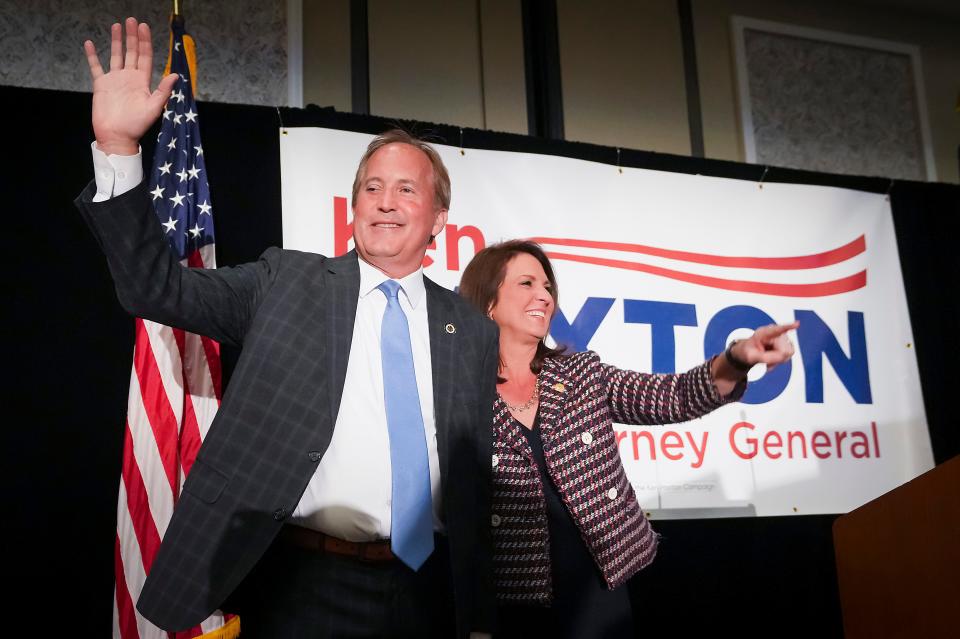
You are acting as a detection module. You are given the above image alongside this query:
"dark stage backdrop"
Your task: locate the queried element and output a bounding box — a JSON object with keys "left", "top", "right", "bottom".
{"left": 6, "top": 84, "right": 958, "bottom": 636}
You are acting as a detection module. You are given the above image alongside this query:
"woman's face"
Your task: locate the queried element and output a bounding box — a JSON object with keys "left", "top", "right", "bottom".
{"left": 489, "top": 252, "right": 555, "bottom": 343}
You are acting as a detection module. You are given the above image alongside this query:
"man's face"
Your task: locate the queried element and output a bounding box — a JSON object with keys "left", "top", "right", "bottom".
{"left": 352, "top": 143, "right": 448, "bottom": 277}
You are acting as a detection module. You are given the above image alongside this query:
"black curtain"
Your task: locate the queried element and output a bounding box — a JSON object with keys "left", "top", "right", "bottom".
{"left": 6, "top": 84, "right": 957, "bottom": 636}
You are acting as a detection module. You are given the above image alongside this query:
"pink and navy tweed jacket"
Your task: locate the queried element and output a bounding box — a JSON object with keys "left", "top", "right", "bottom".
{"left": 491, "top": 350, "right": 741, "bottom": 603}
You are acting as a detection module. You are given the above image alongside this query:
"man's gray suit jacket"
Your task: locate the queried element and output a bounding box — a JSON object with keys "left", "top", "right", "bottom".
{"left": 76, "top": 181, "right": 498, "bottom": 637}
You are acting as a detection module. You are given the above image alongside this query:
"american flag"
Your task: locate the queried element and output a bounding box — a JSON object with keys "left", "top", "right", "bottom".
{"left": 113, "top": 16, "right": 238, "bottom": 639}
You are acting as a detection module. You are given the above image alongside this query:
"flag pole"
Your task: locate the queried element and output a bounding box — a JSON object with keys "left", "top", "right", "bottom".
{"left": 173, "top": 0, "right": 181, "bottom": 16}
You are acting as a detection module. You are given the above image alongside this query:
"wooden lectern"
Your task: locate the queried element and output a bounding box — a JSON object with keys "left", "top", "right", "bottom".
{"left": 833, "top": 455, "right": 960, "bottom": 637}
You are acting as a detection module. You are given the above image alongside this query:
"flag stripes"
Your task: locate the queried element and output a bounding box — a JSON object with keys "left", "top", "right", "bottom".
{"left": 113, "top": 15, "right": 234, "bottom": 639}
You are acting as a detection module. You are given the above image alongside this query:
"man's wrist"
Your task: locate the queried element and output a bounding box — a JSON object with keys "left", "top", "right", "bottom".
{"left": 95, "top": 139, "right": 139, "bottom": 156}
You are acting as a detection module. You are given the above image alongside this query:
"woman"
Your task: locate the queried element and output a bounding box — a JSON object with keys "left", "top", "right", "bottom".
{"left": 459, "top": 240, "right": 796, "bottom": 638}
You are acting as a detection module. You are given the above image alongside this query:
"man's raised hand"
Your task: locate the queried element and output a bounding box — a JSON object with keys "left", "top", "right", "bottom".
{"left": 84, "top": 18, "right": 178, "bottom": 156}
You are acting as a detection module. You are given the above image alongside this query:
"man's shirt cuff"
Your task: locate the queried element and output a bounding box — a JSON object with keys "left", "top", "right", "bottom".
{"left": 91, "top": 142, "right": 144, "bottom": 202}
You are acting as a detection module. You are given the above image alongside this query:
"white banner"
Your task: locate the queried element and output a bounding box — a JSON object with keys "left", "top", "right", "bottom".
{"left": 280, "top": 127, "right": 933, "bottom": 518}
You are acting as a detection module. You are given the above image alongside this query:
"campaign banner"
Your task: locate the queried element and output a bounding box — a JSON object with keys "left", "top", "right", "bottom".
{"left": 279, "top": 127, "right": 934, "bottom": 518}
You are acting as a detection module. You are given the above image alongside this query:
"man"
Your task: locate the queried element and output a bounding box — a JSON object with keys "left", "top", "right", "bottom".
{"left": 77, "top": 18, "right": 497, "bottom": 638}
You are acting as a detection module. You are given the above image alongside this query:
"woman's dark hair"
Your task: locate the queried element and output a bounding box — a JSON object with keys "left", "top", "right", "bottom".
{"left": 459, "top": 240, "right": 566, "bottom": 380}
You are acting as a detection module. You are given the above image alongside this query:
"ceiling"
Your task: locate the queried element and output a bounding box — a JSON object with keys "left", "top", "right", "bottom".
{"left": 847, "top": 0, "right": 960, "bottom": 20}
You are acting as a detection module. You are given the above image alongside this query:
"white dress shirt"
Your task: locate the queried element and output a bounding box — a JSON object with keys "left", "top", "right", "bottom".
{"left": 90, "top": 144, "right": 442, "bottom": 542}
{"left": 91, "top": 143, "right": 144, "bottom": 200}
{"left": 292, "top": 258, "right": 442, "bottom": 540}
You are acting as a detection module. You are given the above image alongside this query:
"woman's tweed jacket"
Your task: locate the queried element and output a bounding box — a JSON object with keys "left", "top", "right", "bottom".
{"left": 491, "top": 350, "right": 742, "bottom": 603}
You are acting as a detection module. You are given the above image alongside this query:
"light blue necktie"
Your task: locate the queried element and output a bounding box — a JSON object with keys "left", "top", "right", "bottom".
{"left": 378, "top": 280, "right": 434, "bottom": 570}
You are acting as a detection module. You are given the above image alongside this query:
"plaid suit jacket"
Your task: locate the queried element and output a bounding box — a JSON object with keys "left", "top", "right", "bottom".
{"left": 76, "top": 182, "right": 499, "bottom": 636}
{"left": 490, "top": 351, "right": 741, "bottom": 603}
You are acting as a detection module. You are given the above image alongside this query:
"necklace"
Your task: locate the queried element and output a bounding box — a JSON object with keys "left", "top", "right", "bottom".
{"left": 499, "top": 373, "right": 540, "bottom": 412}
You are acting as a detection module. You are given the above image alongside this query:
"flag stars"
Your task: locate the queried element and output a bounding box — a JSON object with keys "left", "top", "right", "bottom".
{"left": 187, "top": 165, "right": 202, "bottom": 180}
{"left": 189, "top": 223, "right": 204, "bottom": 238}
{"left": 158, "top": 161, "right": 172, "bottom": 175}
{"left": 169, "top": 192, "right": 186, "bottom": 207}
{"left": 184, "top": 109, "right": 197, "bottom": 123}
{"left": 172, "top": 113, "right": 183, "bottom": 125}
{"left": 150, "top": 185, "right": 165, "bottom": 200}
{"left": 162, "top": 109, "right": 172, "bottom": 120}
{"left": 167, "top": 137, "right": 177, "bottom": 151}
{"left": 194, "top": 145, "right": 203, "bottom": 156}
{"left": 161, "top": 216, "right": 178, "bottom": 233}
{"left": 175, "top": 41, "right": 181, "bottom": 51}
{"left": 177, "top": 168, "right": 189, "bottom": 183}
{"left": 197, "top": 200, "right": 212, "bottom": 215}
{"left": 171, "top": 89, "right": 185, "bottom": 103}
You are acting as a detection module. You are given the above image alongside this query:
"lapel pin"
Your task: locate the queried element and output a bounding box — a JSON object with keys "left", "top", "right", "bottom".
{"left": 445, "top": 323, "right": 456, "bottom": 334}
{"left": 552, "top": 383, "right": 565, "bottom": 392}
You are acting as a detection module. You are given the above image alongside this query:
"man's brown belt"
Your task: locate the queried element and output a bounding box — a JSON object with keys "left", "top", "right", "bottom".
{"left": 280, "top": 525, "right": 396, "bottom": 562}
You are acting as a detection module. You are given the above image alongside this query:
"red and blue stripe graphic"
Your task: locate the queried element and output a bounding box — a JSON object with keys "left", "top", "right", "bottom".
{"left": 533, "top": 235, "right": 867, "bottom": 297}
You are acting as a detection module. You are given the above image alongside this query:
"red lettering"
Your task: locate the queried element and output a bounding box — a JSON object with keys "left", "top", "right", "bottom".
{"left": 661, "top": 431, "right": 683, "bottom": 460}
{"left": 632, "top": 430, "right": 656, "bottom": 461}
{"left": 787, "top": 431, "right": 807, "bottom": 458}
{"left": 445, "top": 224, "right": 485, "bottom": 270}
{"left": 687, "top": 432, "right": 708, "bottom": 469}
{"left": 724, "top": 422, "right": 880, "bottom": 462}
{"left": 850, "top": 432, "right": 870, "bottom": 458}
{"left": 811, "top": 431, "right": 831, "bottom": 459}
{"left": 333, "top": 196, "right": 352, "bottom": 256}
{"left": 834, "top": 431, "right": 847, "bottom": 458}
{"left": 762, "top": 430, "right": 783, "bottom": 459}
{"left": 729, "top": 422, "right": 757, "bottom": 459}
